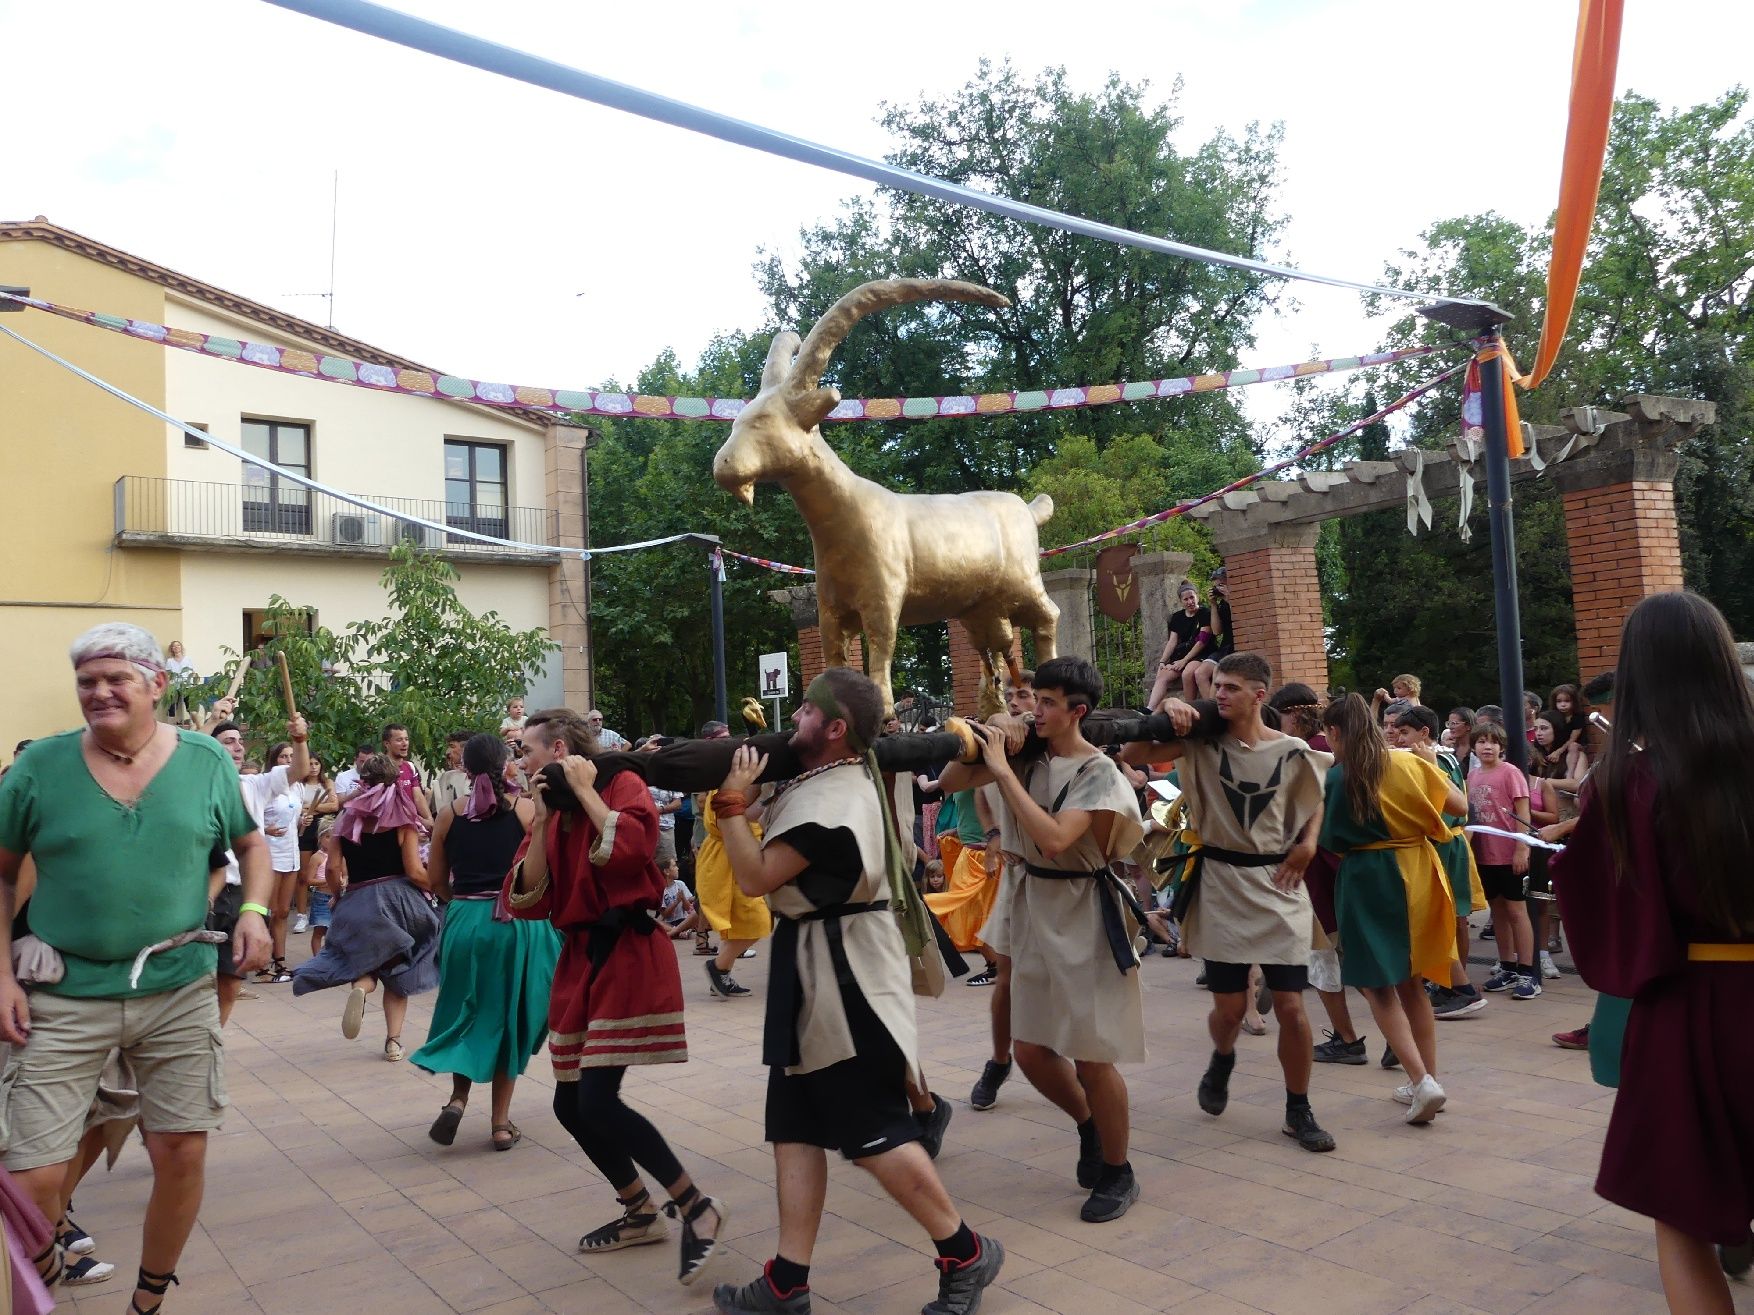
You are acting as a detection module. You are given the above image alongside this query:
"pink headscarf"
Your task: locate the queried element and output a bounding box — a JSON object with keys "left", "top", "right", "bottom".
{"left": 465, "top": 771, "right": 502, "bottom": 820}
{"left": 335, "top": 780, "right": 422, "bottom": 845}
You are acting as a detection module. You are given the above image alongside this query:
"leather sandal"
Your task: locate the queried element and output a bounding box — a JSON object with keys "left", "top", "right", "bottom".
{"left": 491, "top": 1121, "right": 521, "bottom": 1151}
{"left": 130, "top": 1267, "right": 178, "bottom": 1315}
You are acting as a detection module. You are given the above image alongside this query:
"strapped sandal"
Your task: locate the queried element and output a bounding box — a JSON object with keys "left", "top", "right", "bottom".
{"left": 130, "top": 1267, "right": 178, "bottom": 1315}
{"left": 663, "top": 1191, "right": 727, "bottom": 1286}
{"left": 383, "top": 1036, "right": 405, "bottom": 1063}
{"left": 428, "top": 1102, "right": 465, "bottom": 1146}
{"left": 265, "top": 958, "right": 293, "bottom": 985}
{"left": 577, "top": 1189, "right": 666, "bottom": 1253}
{"left": 31, "top": 1240, "right": 65, "bottom": 1289}
{"left": 491, "top": 1121, "right": 521, "bottom": 1151}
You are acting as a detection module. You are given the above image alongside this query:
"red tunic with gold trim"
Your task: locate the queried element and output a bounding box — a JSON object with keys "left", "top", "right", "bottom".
{"left": 507, "top": 770, "right": 686, "bottom": 1080}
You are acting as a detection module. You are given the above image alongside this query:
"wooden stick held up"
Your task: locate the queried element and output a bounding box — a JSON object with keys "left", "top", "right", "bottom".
{"left": 275, "top": 652, "right": 298, "bottom": 718}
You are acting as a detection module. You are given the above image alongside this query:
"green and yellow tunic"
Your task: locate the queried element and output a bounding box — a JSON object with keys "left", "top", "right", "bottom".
{"left": 1431, "top": 750, "right": 1485, "bottom": 917}
{"left": 1319, "top": 752, "right": 1457, "bottom": 989}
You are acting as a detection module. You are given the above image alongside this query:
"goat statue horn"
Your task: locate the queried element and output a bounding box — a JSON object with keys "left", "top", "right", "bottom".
{"left": 785, "top": 278, "right": 1011, "bottom": 422}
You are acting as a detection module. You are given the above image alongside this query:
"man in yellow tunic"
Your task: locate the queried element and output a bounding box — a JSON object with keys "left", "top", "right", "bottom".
{"left": 692, "top": 725, "right": 773, "bottom": 1001}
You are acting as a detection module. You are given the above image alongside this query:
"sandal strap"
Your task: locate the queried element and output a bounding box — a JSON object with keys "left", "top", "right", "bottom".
{"left": 663, "top": 1193, "right": 716, "bottom": 1226}
{"left": 137, "top": 1269, "right": 179, "bottom": 1296}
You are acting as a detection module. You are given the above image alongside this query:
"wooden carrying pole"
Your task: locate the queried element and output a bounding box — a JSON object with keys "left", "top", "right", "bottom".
{"left": 275, "top": 652, "right": 299, "bottom": 717}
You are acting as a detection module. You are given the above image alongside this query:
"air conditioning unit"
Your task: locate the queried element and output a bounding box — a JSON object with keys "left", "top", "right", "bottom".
{"left": 331, "top": 512, "right": 385, "bottom": 546}
{"left": 391, "top": 518, "right": 438, "bottom": 549}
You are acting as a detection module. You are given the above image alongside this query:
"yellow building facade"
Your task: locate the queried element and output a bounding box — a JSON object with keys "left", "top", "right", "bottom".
{"left": 0, "top": 220, "right": 593, "bottom": 745}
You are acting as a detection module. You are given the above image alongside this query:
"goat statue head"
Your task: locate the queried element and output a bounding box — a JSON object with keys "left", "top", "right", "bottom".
{"left": 712, "top": 278, "right": 1010, "bottom": 504}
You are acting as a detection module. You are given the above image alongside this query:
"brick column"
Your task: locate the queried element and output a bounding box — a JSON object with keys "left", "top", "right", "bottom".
{"left": 544, "top": 424, "right": 593, "bottom": 709}
{"left": 1553, "top": 445, "right": 1684, "bottom": 676}
{"left": 1215, "top": 522, "right": 1328, "bottom": 692}
{"left": 948, "top": 622, "right": 1023, "bottom": 716}
{"left": 769, "top": 585, "right": 861, "bottom": 689}
{"left": 1133, "top": 550, "right": 1195, "bottom": 681}
{"left": 1041, "top": 569, "right": 1095, "bottom": 663}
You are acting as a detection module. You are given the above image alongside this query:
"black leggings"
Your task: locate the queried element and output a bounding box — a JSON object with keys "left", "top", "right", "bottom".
{"left": 553, "top": 1066, "right": 685, "bottom": 1193}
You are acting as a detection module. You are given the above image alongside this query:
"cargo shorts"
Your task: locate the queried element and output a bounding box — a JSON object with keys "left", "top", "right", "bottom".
{"left": 0, "top": 977, "right": 226, "bottom": 1171}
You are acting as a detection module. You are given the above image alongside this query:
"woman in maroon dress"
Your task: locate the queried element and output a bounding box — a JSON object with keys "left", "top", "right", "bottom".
{"left": 1551, "top": 591, "right": 1754, "bottom": 1313}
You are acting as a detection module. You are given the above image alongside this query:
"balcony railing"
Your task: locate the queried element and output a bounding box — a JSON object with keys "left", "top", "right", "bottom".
{"left": 114, "top": 476, "right": 555, "bottom": 558}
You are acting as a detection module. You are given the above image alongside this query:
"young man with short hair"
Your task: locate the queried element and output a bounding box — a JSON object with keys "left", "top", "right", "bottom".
{"left": 713, "top": 668, "right": 1003, "bottom": 1315}
{"left": 943, "top": 657, "right": 1148, "bottom": 1221}
{"left": 1129, "top": 652, "right": 1336, "bottom": 1153}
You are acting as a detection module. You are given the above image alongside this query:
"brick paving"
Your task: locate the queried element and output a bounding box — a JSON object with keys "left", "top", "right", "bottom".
{"left": 56, "top": 930, "right": 1752, "bottom": 1315}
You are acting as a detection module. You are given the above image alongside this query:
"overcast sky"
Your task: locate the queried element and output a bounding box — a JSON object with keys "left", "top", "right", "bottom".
{"left": 5, "top": 0, "right": 1751, "bottom": 426}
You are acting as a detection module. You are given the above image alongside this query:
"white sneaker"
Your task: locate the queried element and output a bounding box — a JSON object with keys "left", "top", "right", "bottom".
{"left": 292, "top": 913, "right": 310, "bottom": 934}
{"left": 1405, "top": 1074, "right": 1447, "bottom": 1125}
{"left": 1392, "top": 1082, "right": 1414, "bottom": 1105}
{"left": 1540, "top": 951, "right": 1560, "bottom": 980}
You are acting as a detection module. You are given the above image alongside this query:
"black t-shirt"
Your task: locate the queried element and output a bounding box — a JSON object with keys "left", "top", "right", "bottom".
{"left": 773, "top": 821, "right": 889, "bottom": 1048}
{"left": 1167, "top": 606, "right": 1210, "bottom": 663}
{"left": 1208, "top": 596, "right": 1234, "bottom": 658}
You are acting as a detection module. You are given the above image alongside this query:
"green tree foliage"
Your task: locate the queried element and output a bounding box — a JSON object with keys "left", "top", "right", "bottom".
{"left": 755, "top": 61, "right": 1285, "bottom": 490}
{"left": 185, "top": 546, "right": 554, "bottom": 772}
{"left": 1323, "top": 88, "right": 1754, "bottom": 699}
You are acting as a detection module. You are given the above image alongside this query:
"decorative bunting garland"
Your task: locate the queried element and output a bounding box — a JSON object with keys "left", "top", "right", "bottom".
{"left": 1038, "top": 361, "right": 1471, "bottom": 558}
{"left": 0, "top": 290, "right": 1448, "bottom": 424}
{"left": 721, "top": 548, "right": 814, "bottom": 576}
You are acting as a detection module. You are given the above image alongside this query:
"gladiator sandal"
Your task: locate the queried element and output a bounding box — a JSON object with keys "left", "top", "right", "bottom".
{"left": 577, "top": 1188, "right": 666, "bottom": 1254}
{"left": 662, "top": 1187, "right": 727, "bottom": 1285}
{"left": 129, "top": 1267, "right": 178, "bottom": 1315}
{"left": 31, "top": 1238, "right": 65, "bottom": 1289}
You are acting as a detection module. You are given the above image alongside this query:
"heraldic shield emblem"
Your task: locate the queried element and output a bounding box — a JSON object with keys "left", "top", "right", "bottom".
{"left": 1095, "top": 543, "right": 1141, "bottom": 622}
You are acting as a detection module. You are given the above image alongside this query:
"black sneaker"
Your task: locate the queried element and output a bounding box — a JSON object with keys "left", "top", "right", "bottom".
{"left": 1312, "top": 1030, "right": 1367, "bottom": 1065}
{"left": 965, "top": 969, "right": 997, "bottom": 987}
{"left": 1480, "top": 922, "right": 1495, "bottom": 941}
{"left": 916, "top": 1095, "right": 953, "bottom": 1160}
{"left": 1197, "top": 1055, "right": 1231, "bottom": 1116}
{"left": 1434, "top": 987, "right": 1487, "bottom": 1019}
{"left": 923, "top": 1235, "right": 1005, "bottom": 1315}
{"left": 1075, "top": 1122, "right": 1103, "bottom": 1189}
{"left": 706, "top": 962, "right": 750, "bottom": 999}
{"left": 969, "top": 1060, "right": 1010, "bottom": 1111}
{"left": 1380, "top": 1044, "right": 1401, "bottom": 1070}
{"left": 1281, "top": 1106, "right": 1336, "bottom": 1153}
{"left": 713, "top": 1268, "right": 811, "bottom": 1315}
{"left": 1079, "top": 1167, "right": 1140, "bottom": 1223}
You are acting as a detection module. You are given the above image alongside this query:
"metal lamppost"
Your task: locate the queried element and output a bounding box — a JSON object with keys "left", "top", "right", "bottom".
{"left": 1417, "top": 300, "right": 1529, "bottom": 771}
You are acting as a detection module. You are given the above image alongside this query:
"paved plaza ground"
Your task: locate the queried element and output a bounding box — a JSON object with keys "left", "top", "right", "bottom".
{"left": 55, "top": 932, "right": 1753, "bottom": 1315}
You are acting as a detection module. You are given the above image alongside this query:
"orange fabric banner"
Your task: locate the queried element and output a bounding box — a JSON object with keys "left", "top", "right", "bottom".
{"left": 1474, "top": 343, "right": 1526, "bottom": 458}
{"left": 1522, "top": 0, "right": 1625, "bottom": 390}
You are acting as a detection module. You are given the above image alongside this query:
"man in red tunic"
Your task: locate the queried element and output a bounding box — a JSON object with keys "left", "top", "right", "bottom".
{"left": 508, "top": 709, "right": 727, "bottom": 1288}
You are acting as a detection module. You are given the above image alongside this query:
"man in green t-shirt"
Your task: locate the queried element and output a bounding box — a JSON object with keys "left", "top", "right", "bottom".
{"left": 0, "top": 623, "right": 276, "bottom": 1314}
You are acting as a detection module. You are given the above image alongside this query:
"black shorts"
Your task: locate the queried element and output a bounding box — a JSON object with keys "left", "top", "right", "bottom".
{"left": 207, "top": 883, "right": 244, "bottom": 978}
{"left": 765, "top": 1029, "right": 920, "bottom": 1160}
{"left": 1477, "top": 864, "right": 1528, "bottom": 903}
{"left": 1204, "top": 960, "right": 1308, "bottom": 994}
{"left": 298, "top": 819, "right": 321, "bottom": 853}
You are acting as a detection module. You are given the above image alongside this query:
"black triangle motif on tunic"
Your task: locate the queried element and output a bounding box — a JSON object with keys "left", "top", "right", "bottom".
{"left": 1217, "top": 747, "right": 1286, "bottom": 833}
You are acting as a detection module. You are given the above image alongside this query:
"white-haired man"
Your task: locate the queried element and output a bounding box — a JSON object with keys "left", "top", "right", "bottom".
{"left": 0, "top": 623, "right": 274, "bottom": 1314}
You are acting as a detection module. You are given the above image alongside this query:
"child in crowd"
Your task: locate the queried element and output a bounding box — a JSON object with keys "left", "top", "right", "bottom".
{"left": 1548, "top": 683, "right": 1591, "bottom": 757}
{"left": 499, "top": 696, "right": 527, "bottom": 736}
{"left": 658, "top": 859, "right": 702, "bottom": 938}
{"left": 1467, "top": 723, "right": 1539, "bottom": 998}
{"left": 307, "top": 844, "right": 333, "bottom": 957}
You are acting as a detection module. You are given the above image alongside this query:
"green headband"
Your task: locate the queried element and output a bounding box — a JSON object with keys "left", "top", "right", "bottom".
{"left": 803, "top": 673, "right": 868, "bottom": 754}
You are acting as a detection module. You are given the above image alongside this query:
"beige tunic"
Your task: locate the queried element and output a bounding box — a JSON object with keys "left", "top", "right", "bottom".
{"left": 762, "top": 763, "right": 920, "bottom": 1081}
{"left": 1177, "top": 733, "right": 1326, "bottom": 966}
{"left": 998, "top": 752, "right": 1147, "bottom": 1063}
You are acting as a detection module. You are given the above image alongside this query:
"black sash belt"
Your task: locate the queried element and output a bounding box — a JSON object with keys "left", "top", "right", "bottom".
{"left": 763, "top": 900, "right": 890, "bottom": 1069}
{"left": 1168, "top": 846, "right": 1290, "bottom": 924}
{"left": 1025, "top": 863, "right": 1150, "bottom": 974}
{"left": 582, "top": 905, "right": 661, "bottom": 985}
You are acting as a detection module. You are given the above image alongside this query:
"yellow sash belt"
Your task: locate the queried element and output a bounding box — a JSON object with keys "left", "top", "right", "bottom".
{"left": 1688, "top": 943, "right": 1754, "bottom": 962}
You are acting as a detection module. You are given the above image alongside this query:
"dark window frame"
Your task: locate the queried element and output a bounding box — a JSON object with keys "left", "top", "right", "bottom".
{"left": 444, "top": 439, "right": 510, "bottom": 541}
{"left": 241, "top": 418, "right": 313, "bottom": 536}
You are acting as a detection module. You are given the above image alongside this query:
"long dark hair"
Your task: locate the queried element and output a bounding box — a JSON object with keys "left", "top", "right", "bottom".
{"left": 1598, "top": 591, "right": 1754, "bottom": 935}
{"left": 1322, "top": 693, "right": 1387, "bottom": 826}
{"left": 462, "top": 732, "right": 511, "bottom": 813}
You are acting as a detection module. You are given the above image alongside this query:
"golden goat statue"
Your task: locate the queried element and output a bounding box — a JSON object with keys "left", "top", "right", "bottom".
{"left": 712, "top": 278, "right": 1059, "bottom": 712}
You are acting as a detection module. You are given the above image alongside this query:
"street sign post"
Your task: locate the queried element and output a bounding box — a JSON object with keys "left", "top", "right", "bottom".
{"left": 759, "top": 650, "right": 790, "bottom": 728}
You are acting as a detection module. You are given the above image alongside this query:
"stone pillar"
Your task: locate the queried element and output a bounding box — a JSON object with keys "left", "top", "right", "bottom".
{"left": 1553, "top": 443, "right": 1684, "bottom": 677}
{"left": 1133, "top": 550, "right": 1195, "bottom": 679}
{"left": 544, "top": 424, "right": 593, "bottom": 709}
{"left": 1042, "top": 569, "right": 1095, "bottom": 664}
{"left": 1215, "top": 522, "right": 1328, "bottom": 693}
{"left": 769, "top": 584, "right": 861, "bottom": 689}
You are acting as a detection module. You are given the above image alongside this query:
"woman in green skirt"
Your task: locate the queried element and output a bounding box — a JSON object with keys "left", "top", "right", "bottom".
{"left": 414, "top": 733, "right": 561, "bottom": 1150}
{"left": 1319, "top": 695, "right": 1467, "bottom": 1126}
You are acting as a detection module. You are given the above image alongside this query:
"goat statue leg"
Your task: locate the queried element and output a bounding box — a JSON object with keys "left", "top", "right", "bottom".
{"left": 861, "top": 610, "right": 900, "bottom": 717}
